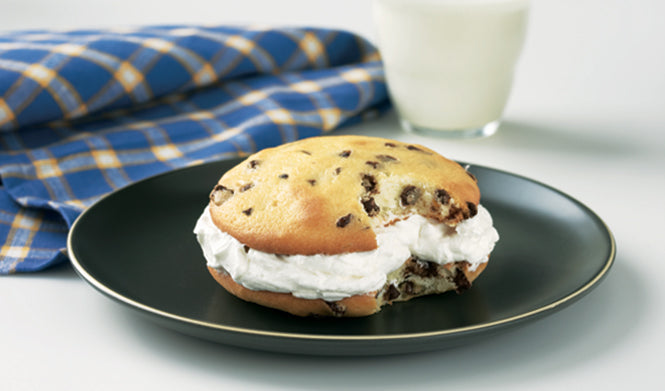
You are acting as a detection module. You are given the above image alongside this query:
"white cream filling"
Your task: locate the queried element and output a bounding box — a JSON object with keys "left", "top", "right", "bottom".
{"left": 194, "top": 205, "right": 499, "bottom": 301}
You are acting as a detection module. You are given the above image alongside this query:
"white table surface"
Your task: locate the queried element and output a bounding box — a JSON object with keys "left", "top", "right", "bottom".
{"left": 2, "top": 0, "right": 663, "bottom": 390}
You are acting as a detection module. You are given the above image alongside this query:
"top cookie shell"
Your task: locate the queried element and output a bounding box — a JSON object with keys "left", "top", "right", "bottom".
{"left": 208, "top": 135, "right": 480, "bottom": 256}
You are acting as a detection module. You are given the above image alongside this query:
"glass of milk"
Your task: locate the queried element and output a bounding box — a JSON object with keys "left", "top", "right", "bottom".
{"left": 373, "top": 0, "right": 529, "bottom": 138}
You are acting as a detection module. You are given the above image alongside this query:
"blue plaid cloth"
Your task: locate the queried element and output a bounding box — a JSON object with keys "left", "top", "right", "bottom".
{"left": 0, "top": 25, "right": 389, "bottom": 274}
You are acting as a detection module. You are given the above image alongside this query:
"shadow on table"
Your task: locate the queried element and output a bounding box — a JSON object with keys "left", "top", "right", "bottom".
{"left": 491, "top": 119, "right": 648, "bottom": 158}
{"left": 11, "top": 260, "right": 79, "bottom": 280}
{"left": 114, "top": 253, "right": 643, "bottom": 389}
{"left": 344, "top": 113, "right": 653, "bottom": 159}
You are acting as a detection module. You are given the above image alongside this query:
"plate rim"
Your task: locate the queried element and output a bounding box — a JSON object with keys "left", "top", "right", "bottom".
{"left": 67, "top": 159, "right": 616, "bottom": 342}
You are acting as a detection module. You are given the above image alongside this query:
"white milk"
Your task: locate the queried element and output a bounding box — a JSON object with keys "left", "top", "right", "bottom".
{"left": 373, "top": 0, "right": 529, "bottom": 136}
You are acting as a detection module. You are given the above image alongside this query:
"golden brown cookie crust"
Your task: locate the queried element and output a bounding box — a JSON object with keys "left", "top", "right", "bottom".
{"left": 208, "top": 135, "right": 480, "bottom": 256}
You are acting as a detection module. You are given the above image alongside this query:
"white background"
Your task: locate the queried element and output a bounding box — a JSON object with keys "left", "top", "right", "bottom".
{"left": 2, "top": 1, "right": 664, "bottom": 390}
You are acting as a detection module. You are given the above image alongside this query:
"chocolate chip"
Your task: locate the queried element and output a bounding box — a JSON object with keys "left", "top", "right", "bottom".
{"left": 307, "top": 179, "right": 316, "bottom": 186}
{"left": 326, "top": 301, "right": 346, "bottom": 317}
{"left": 339, "top": 150, "right": 351, "bottom": 158}
{"left": 299, "top": 150, "right": 312, "bottom": 155}
{"left": 466, "top": 171, "right": 477, "bottom": 182}
{"left": 248, "top": 159, "right": 260, "bottom": 169}
{"left": 400, "top": 185, "right": 421, "bottom": 206}
{"left": 383, "top": 284, "right": 400, "bottom": 301}
{"left": 376, "top": 154, "right": 397, "bottom": 162}
{"left": 239, "top": 183, "right": 254, "bottom": 192}
{"left": 435, "top": 189, "right": 450, "bottom": 205}
{"left": 467, "top": 202, "right": 478, "bottom": 217}
{"left": 400, "top": 281, "right": 415, "bottom": 296}
{"left": 406, "top": 257, "right": 439, "bottom": 278}
{"left": 406, "top": 145, "right": 432, "bottom": 155}
{"left": 242, "top": 208, "right": 253, "bottom": 216}
{"left": 384, "top": 142, "right": 396, "bottom": 147}
{"left": 243, "top": 245, "right": 250, "bottom": 253}
{"left": 279, "top": 173, "right": 289, "bottom": 179}
{"left": 334, "top": 167, "right": 342, "bottom": 175}
{"left": 361, "top": 174, "right": 377, "bottom": 194}
{"left": 453, "top": 268, "right": 471, "bottom": 293}
{"left": 365, "top": 161, "right": 380, "bottom": 169}
{"left": 447, "top": 205, "right": 463, "bottom": 220}
{"left": 361, "top": 197, "right": 380, "bottom": 217}
{"left": 336, "top": 213, "right": 353, "bottom": 228}
{"left": 210, "top": 185, "right": 234, "bottom": 206}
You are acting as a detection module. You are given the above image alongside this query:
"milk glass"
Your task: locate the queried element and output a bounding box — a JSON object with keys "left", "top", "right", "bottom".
{"left": 373, "top": 0, "right": 529, "bottom": 138}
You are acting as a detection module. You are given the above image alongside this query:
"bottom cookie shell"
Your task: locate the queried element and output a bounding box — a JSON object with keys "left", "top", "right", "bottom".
{"left": 207, "top": 258, "right": 488, "bottom": 317}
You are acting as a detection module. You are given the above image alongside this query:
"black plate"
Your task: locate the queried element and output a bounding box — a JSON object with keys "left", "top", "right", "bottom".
{"left": 68, "top": 159, "right": 615, "bottom": 356}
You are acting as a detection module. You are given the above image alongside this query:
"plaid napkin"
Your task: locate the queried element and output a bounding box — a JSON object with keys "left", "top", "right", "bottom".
{"left": 0, "top": 25, "right": 389, "bottom": 274}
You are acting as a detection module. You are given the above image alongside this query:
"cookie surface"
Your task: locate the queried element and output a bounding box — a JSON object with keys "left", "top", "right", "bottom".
{"left": 208, "top": 135, "right": 480, "bottom": 255}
